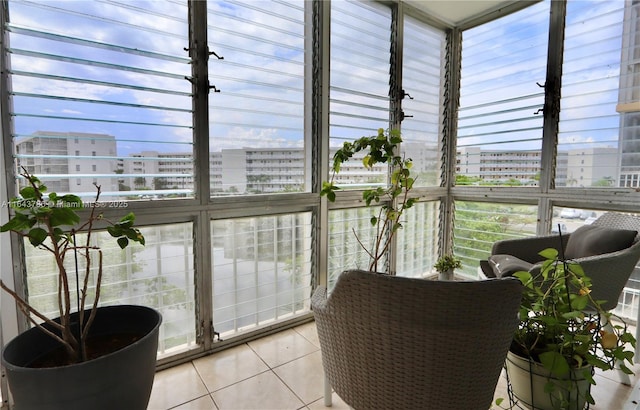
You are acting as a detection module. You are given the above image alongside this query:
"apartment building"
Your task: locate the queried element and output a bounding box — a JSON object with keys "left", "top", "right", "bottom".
{"left": 618, "top": 0, "right": 640, "bottom": 188}
{"left": 14, "top": 131, "right": 119, "bottom": 194}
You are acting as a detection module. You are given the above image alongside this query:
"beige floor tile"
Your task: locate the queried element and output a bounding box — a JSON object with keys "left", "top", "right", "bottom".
{"left": 193, "top": 344, "right": 269, "bottom": 392}
{"left": 491, "top": 370, "right": 510, "bottom": 409}
{"left": 307, "top": 392, "right": 351, "bottom": 410}
{"left": 591, "top": 373, "right": 637, "bottom": 409}
{"left": 294, "top": 321, "right": 320, "bottom": 348}
{"left": 148, "top": 362, "right": 209, "bottom": 410}
{"left": 274, "top": 350, "right": 324, "bottom": 404}
{"left": 248, "top": 328, "right": 319, "bottom": 368}
{"left": 212, "top": 371, "right": 305, "bottom": 410}
{"left": 173, "top": 395, "right": 218, "bottom": 410}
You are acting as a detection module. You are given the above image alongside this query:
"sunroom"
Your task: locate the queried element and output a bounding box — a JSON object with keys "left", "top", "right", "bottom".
{"left": 1, "top": 0, "right": 639, "bottom": 408}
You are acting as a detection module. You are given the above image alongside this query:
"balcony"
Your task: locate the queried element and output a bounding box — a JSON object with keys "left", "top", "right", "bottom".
{"left": 147, "top": 321, "right": 640, "bottom": 410}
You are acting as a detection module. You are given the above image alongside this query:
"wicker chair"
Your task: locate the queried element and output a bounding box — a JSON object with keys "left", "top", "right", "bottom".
{"left": 481, "top": 212, "right": 640, "bottom": 385}
{"left": 482, "top": 212, "right": 640, "bottom": 313}
{"left": 311, "top": 270, "right": 523, "bottom": 410}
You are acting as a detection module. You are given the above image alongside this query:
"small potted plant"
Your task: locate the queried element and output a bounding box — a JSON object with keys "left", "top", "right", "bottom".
{"left": 506, "top": 248, "right": 635, "bottom": 409}
{"left": 433, "top": 254, "right": 462, "bottom": 281}
{"left": 1, "top": 168, "right": 161, "bottom": 409}
{"left": 320, "top": 128, "right": 416, "bottom": 273}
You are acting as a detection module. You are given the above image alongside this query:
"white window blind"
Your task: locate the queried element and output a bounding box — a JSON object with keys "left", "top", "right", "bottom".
{"left": 6, "top": 0, "right": 193, "bottom": 200}
{"left": 211, "top": 213, "right": 312, "bottom": 336}
{"left": 458, "top": 1, "right": 549, "bottom": 187}
{"left": 453, "top": 201, "right": 538, "bottom": 277}
{"left": 395, "top": 201, "right": 440, "bottom": 279}
{"left": 207, "top": 0, "right": 308, "bottom": 196}
{"left": 400, "top": 15, "right": 444, "bottom": 187}
{"left": 558, "top": 0, "right": 637, "bottom": 189}
{"left": 329, "top": 0, "right": 391, "bottom": 189}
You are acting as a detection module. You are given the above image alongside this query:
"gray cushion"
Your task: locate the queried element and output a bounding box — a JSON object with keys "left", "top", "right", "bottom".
{"left": 564, "top": 224, "right": 637, "bottom": 260}
{"left": 488, "top": 254, "right": 533, "bottom": 278}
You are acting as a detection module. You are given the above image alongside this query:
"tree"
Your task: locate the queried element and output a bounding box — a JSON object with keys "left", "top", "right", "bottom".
{"left": 153, "top": 177, "right": 167, "bottom": 190}
{"left": 134, "top": 177, "right": 146, "bottom": 189}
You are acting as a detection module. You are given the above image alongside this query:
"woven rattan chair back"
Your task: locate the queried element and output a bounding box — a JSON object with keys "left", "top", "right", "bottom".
{"left": 312, "top": 270, "right": 523, "bottom": 410}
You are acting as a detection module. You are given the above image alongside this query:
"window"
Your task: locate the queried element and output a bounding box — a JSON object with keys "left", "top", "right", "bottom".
{"left": 329, "top": 0, "right": 391, "bottom": 190}
{"left": 6, "top": 0, "right": 193, "bottom": 200}
{"left": 457, "top": 2, "right": 549, "bottom": 187}
{"left": 207, "top": 0, "right": 307, "bottom": 196}
{"left": 557, "top": 0, "right": 633, "bottom": 189}
{"left": 211, "top": 213, "right": 312, "bottom": 335}
{"left": 401, "top": 16, "right": 445, "bottom": 187}
{"left": 453, "top": 201, "right": 538, "bottom": 276}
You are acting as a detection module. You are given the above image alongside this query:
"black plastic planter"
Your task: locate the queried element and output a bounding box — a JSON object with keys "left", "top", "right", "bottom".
{"left": 2, "top": 305, "right": 162, "bottom": 410}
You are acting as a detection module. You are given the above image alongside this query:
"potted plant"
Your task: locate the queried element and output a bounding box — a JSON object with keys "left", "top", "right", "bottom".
{"left": 433, "top": 254, "right": 462, "bottom": 281}
{"left": 1, "top": 169, "right": 162, "bottom": 410}
{"left": 506, "top": 247, "right": 635, "bottom": 409}
{"left": 320, "top": 128, "right": 416, "bottom": 273}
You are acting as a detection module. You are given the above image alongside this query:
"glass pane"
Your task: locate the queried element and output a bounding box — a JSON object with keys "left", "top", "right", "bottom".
{"left": 401, "top": 15, "right": 445, "bottom": 187}
{"left": 24, "top": 223, "right": 196, "bottom": 357}
{"left": 458, "top": 2, "right": 549, "bottom": 187}
{"left": 207, "top": 0, "right": 308, "bottom": 196}
{"left": 395, "top": 200, "right": 440, "bottom": 278}
{"left": 557, "top": 0, "right": 635, "bottom": 189}
{"left": 453, "top": 201, "right": 538, "bottom": 277}
{"left": 211, "top": 213, "right": 312, "bottom": 336}
{"left": 7, "top": 0, "right": 193, "bottom": 200}
{"left": 328, "top": 207, "right": 386, "bottom": 288}
{"left": 329, "top": 0, "right": 391, "bottom": 189}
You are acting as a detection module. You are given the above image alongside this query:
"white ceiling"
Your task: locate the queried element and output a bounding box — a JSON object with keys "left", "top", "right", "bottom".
{"left": 404, "top": 0, "right": 534, "bottom": 27}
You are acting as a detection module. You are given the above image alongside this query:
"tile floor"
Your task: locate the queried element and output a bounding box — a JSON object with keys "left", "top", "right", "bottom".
{"left": 147, "top": 321, "right": 640, "bottom": 410}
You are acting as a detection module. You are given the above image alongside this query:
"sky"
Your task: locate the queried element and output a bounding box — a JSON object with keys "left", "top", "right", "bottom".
{"left": 4, "top": 0, "right": 634, "bottom": 162}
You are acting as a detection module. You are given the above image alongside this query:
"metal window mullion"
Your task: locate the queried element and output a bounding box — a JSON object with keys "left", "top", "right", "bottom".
{"left": 387, "top": 2, "right": 403, "bottom": 275}
{"left": 440, "top": 27, "right": 462, "bottom": 258}
{"left": 538, "top": 0, "right": 566, "bottom": 235}
{"left": 188, "top": 0, "right": 213, "bottom": 350}
{"left": 0, "top": 4, "right": 21, "bottom": 406}
{"left": 1, "top": 0, "right": 25, "bottom": 341}
{"left": 314, "top": 0, "right": 331, "bottom": 289}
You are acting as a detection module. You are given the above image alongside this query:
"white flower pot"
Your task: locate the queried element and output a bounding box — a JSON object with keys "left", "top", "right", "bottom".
{"left": 505, "top": 351, "right": 592, "bottom": 410}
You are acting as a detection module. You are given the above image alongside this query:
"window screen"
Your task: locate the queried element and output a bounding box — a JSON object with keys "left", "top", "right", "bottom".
{"left": 7, "top": 0, "right": 193, "bottom": 200}
{"left": 458, "top": 2, "right": 549, "bottom": 187}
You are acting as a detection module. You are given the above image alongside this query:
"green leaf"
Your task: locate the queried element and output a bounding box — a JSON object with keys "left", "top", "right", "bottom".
{"left": 28, "top": 227, "right": 48, "bottom": 247}
{"left": 119, "top": 212, "right": 135, "bottom": 223}
{"left": 370, "top": 216, "right": 377, "bottom": 226}
{"left": 52, "top": 227, "right": 65, "bottom": 243}
{"left": 50, "top": 207, "right": 80, "bottom": 227}
{"left": 58, "top": 194, "right": 83, "bottom": 209}
{"left": 539, "top": 248, "right": 558, "bottom": 260}
{"left": 513, "top": 271, "right": 532, "bottom": 286}
{"left": 117, "top": 236, "right": 129, "bottom": 249}
{"left": 1, "top": 213, "right": 34, "bottom": 232}
{"left": 19, "top": 186, "right": 37, "bottom": 199}
{"left": 539, "top": 351, "right": 570, "bottom": 376}
{"left": 561, "top": 310, "right": 584, "bottom": 319}
{"left": 107, "top": 226, "right": 122, "bottom": 237}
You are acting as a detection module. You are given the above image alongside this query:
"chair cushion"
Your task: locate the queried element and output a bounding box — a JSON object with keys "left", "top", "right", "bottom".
{"left": 564, "top": 224, "right": 637, "bottom": 260}
{"left": 488, "top": 254, "right": 533, "bottom": 278}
